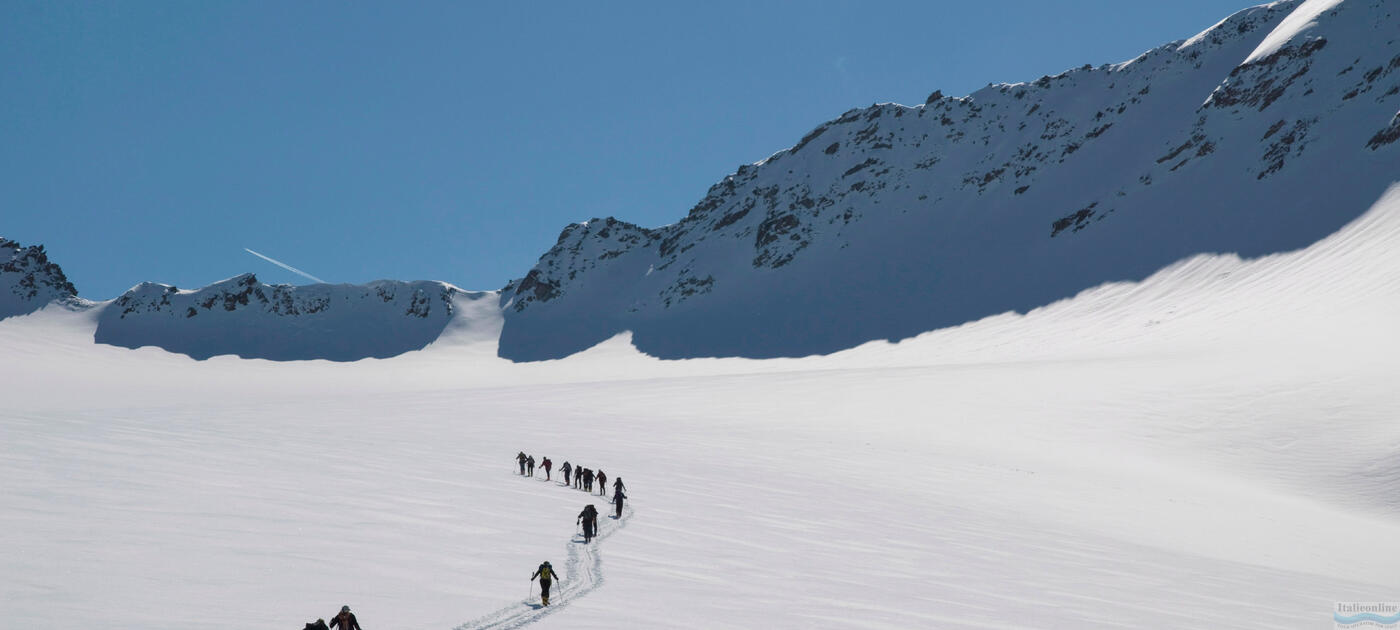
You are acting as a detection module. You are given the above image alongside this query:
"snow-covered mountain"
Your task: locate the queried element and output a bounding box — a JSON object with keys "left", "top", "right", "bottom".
{"left": 2, "top": 239, "right": 493, "bottom": 361}
{"left": 498, "top": 0, "right": 1400, "bottom": 360}
{"left": 6, "top": 0, "right": 1397, "bottom": 363}
{"left": 0, "top": 237, "right": 80, "bottom": 320}
{"left": 94, "top": 274, "right": 490, "bottom": 361}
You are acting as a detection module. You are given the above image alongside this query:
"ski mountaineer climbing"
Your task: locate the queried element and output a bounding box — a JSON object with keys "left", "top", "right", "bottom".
{"left": 542, "top": 457, "right": 553, "bottom": 480}
{"left": 613, "top": 477, "right": 626, "bottom": 495}
{"left": 526, "top": 455, "right": 536, "bottom": 477}
{"left": 328, "top": 605, "right": 362, "bottom": 630}
{"left": 578, "top": 504, "right": 600, "bottom": 543}
{"left": 596, "top": 470, "right": 607, "bottom": 496}
{"left": 530, "top": 560, "right": 558, "bottom": 606}
{"left": 575, "top": 466, "right": 584, "bottom": 490}
{"left": 583, "top": 468, "right": 595, "bottom": 492}
{"left": 561, "top": 461, "right": 572, "bottom": 486}
{"left": 516, "top": 452, "right": 527, "bottom": 475}
{"left": 613, "top": 488, "right": 626, "bottom": 518}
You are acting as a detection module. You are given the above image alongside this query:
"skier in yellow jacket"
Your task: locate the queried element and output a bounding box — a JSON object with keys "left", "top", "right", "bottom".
{"left": 530, "top": 560, "right": 558, "bottom": 606}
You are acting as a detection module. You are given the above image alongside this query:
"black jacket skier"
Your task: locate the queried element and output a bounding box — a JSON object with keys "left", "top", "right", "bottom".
{"left": 613, "top": 489, "right": 626, "bottom": 518}
{"left": 526, "top": 455, "right": 536, "bottom": 476}
{"left": 561, "top": 461, "right": 572, "bottom": 485}
{"left": 577, "top": 504, "right": 599, "bottom": 543}
{"left": 516, "top": 452, "right": 527, "bottom": 475}
{"left": 613, "top": 477, "right": 626, "bottom": 495}
{"left": 531, "top": 560, "right": 558, "bottom": 606}
{"left": 329, "top": 606, "right": 362, "bottom": 630}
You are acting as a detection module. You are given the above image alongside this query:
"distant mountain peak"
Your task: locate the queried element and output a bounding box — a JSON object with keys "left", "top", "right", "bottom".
{"left": 1, "top": 236, "right": 79, "bottom": 320}
{"left": 95, "top": 274, "right": 487, "bottom": 361}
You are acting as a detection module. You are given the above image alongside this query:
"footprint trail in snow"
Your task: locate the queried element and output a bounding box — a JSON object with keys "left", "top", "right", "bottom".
{"left": 456, "top": 495, "right": 633, "bottom": 630}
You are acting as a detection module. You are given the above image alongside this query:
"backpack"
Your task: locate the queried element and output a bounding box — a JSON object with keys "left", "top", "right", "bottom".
{"left": 539, "top": 564, "right": 553, "bottom": 580}
{"left": 305, "top": 620, "right": 329, "bottom": 630}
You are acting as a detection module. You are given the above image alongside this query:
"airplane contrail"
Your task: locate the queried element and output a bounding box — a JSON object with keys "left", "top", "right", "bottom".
{"left": 243, "top": 248, "right": 327, "bottom": 284}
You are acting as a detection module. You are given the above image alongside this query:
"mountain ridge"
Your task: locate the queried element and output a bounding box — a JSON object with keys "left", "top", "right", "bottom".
{"left": 4, "top": 0, "right": 1397, "bottom": 362}
{"left": 92, "top": 273, "right": 489, "bottom": 361}
{"left": 496, "top": 0, "right": 1399, "bottom": 360}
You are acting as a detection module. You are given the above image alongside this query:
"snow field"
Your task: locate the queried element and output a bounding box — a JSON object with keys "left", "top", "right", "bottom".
{"left": 4, "top": 356, "right": 1397, "bottom": 629}
{"left": 3, "top": 189, "right": 1400, "bottom": 628}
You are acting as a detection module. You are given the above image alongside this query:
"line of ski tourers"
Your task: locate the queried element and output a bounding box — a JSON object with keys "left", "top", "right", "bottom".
{"left": 516, "top": 451, "right": 620, "bottom": 502}
{"left": 516, "top": 450, "right": 628, "bottom": 607}
{"left": 298, "top": 452, "right": 630, "bottom": 627}
{"left": 516, "top": 450, "right": 628, "bottom": 530}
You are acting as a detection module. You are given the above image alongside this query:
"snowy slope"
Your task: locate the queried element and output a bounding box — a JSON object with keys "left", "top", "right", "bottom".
{"left": 2, "top": 185, "right": 1398, "bottom": 629}
{"left": 500, "top": 0, "right": 1400, "bottom": 360}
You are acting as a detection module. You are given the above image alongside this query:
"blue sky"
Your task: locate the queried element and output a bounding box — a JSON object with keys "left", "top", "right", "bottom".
{"left": 3, "top": 0, "right": 1257, "bottom": 299}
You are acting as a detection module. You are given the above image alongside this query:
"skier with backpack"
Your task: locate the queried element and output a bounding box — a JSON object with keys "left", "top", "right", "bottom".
{"left": 530, "top": 560, "right": 558, "bottom": 606}
{"left": 526, "top": 455, "right": 536, "bottom": 477}
{"left": 577, "top": 504, "right": 599, "bottom": 543}
{"left": 613, "top": 477, "right": 626, "bottom": 495}
{"left": 541, "top": 457, "right": 553, "bottom": 480}
{"left": 582, "top": 468, "right": 594, "bottom": 493}
{"left": 612, "top": 487, "right": 626, "bottom": 518}
{"left": 561, "top": 461, "right": 572, "bottom": 486}
{"left": 328, "top": 605, "right": 361, "bottom": 630}
{"left": 516, "top": 452, "right": 527, "bottom": 475}
{"left": 595, "top": 470, "right": 607, "bottom": 496}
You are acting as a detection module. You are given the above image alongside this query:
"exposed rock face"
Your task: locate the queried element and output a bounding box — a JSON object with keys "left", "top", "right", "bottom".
{"left": 499, "top": 0, "right": 1400, "bottom": 361}
{"left": 95, "top": 273, "right": 487, "bottom": 361}
{"left": 1, "top": 237, "right": 79, "bottom": 320}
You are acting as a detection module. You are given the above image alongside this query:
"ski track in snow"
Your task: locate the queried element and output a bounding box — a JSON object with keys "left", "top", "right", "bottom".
{"left": 455, "top": 477, "right": 633, "bottom": 630}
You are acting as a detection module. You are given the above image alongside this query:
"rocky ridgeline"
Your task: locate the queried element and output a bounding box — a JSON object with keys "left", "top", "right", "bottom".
{"left": 95, "top": 273, "right": 476, "bottom": 361}
{"left": 1, "top": 237, "right": 79, "bottom": 319}
{"left": 498, "top": 0, "right": 1400, "bottom": 360}
{"left": 106, "top": 273, "right": 451, "bottom": 321}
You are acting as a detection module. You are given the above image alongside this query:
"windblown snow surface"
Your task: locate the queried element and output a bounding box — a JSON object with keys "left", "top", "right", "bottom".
{"left": 3, "top": 184, "right": 1399, "bottom": 628}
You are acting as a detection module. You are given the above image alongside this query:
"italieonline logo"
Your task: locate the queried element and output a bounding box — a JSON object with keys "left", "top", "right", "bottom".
{"left": 1335, "top": 602, "right": 1400, "bottom": 629}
